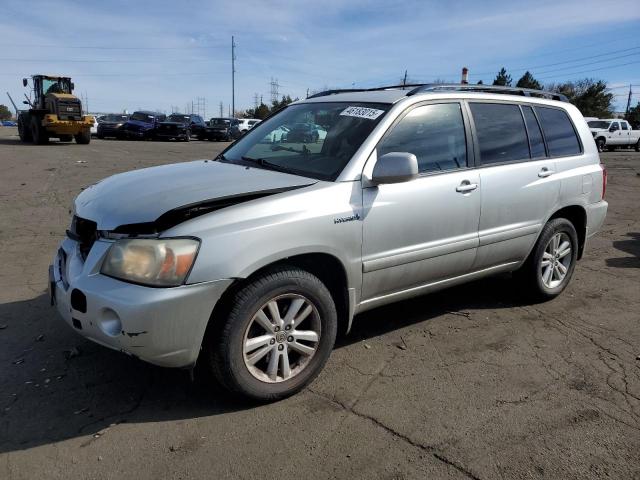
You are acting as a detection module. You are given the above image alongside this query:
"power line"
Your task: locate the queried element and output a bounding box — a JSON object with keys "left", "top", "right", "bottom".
{"left": 0, "top": 43, "right": 226, "bottom": 50}
{"left": 537, "top": 59, "right": 640, "bottom": 80}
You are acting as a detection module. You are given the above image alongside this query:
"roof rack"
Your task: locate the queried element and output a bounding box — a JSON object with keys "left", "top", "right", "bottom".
{"left": 406, "top": 84, "right": 568, "bottom": 101}
{"left": 307, "top": 83, "right": 568, "bottom": 102}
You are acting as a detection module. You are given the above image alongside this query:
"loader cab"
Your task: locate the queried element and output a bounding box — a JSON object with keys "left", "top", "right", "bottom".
{"left": 25, "top": 75, "right": 74, "bottom": 110}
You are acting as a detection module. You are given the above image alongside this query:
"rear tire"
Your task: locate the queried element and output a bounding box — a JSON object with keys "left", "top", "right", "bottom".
{"left": 18, "top": 116, "right": 32, "bottom": 142}
{"left": 595, "top": 138, "right": 605, "bottom": 152}
{"left": 30, "top": 117, "right": 48, "bottom": 145}
{"left": 74, "top": 130, "right": 91, "bottom": 144}
{"left": 202, "top": 266, "right": 337, "bottom": 401}
{"left": 635, "top": 140, "right": 639, "bottom": 152}
{"left": 517, "top": 218, "right": 578, "bottom": 300}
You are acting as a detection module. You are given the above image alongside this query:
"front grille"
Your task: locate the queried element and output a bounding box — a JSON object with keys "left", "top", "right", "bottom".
{"left": 69, "top": 215, "right": 97, "bottom": 260}
{"left": 57, "top": 100, "right": 82, "bottom": 121}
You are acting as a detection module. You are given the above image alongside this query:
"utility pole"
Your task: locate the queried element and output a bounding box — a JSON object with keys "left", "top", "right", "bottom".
{"left": 219, "top": 101, "right": 223, "bottom": 117}
{"left": 402, "top": 70, "right": 407, "bottom": 86}
{"left": 231, "top": 36, "right": 236, "bottom": 118}
{"left": 253, "top": 93, "right": 259, "bottom": 109}
{"left": 626, "top": 84, "right": 633, "bottom": 115}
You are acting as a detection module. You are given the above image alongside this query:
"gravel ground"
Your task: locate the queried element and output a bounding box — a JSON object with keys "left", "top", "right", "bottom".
{"left": 0, "top": 127, "right": 639, "bottom": 480}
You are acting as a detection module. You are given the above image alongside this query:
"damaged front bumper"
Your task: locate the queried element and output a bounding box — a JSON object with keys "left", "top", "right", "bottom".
{"left": 50, "top": 236, "right": 233, "bottom": 368}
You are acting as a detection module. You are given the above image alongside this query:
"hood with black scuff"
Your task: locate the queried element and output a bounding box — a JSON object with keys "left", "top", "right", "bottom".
{"left": 74, "top": 160, "right": 317, "bottom": 230}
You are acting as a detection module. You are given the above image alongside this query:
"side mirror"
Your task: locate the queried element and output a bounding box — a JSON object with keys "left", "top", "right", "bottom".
{"left": 22, "top": 100, "right": 29, "bottom": 105}
{"left": 22, "top": 78, "right": 28, "bottom": 87}
{"left": 70, "top": 82, "right": 75, "bottom": 90}
{"left": 371, "top": 152, "right": 419, "bottom": 185}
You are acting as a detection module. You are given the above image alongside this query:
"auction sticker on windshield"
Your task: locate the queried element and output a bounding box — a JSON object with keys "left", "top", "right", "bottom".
{"left": 340, "top": 106, "right": 385, "bottom": 120}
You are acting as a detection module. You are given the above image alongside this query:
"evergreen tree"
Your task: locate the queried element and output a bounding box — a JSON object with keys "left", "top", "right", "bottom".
{"left": 515, "top": 71, "right": 542, "bottom": 90}
{"left": 492, "top": 68, "right": 512, "bottom": 86}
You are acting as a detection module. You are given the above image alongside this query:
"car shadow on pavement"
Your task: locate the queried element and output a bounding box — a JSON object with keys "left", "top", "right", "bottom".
{"left": 0, "top": 274, "right": 528, "bottom": 454}
{"left": 605, "top": 232, "right": 640, "bottom": 268}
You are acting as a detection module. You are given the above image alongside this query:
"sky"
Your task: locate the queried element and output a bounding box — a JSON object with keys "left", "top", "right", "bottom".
{"left": 1, "top": 0, "right": 639, "bottom": 116}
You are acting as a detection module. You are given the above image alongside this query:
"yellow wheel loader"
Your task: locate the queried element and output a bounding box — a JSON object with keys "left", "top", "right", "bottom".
{"left": 17, "top": 75, "right": 93, "bottom": 145}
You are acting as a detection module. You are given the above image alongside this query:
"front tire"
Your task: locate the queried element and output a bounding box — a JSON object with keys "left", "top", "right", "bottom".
{"left": 203, "top": 267, "right": 337, "bottom": 401}
{"left": 74, "top": 130, "right": 91, "bottom": 144}
{"left": 635, "top": 140, "right": 639, "bottom": 152}
{"left": 518, "top": 218, "right": 578, "bottom": 300}
{"left": 30, "top": 117, "right": 48, "bottom": 144}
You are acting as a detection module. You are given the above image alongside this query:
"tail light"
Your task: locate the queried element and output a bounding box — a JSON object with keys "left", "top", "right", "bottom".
{"left": 600, "top": 163, "right": 607, "bottom": 199}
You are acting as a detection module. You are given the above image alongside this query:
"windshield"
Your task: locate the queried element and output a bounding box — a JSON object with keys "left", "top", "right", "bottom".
{"left": 42, "top": 77, "right": 72, "bottom": 95}
{"left": 101, "top": 114, "right": 128, "bottom": 123}
{"left": 588, "top": 121, "right": 611, "bottom": 129}
{"left": 130, "top": 112, "right": 155, "bottom": 122}
{"left": 210, "top": 118, "right": 231, "bottom": 126}
{"left": 168, "top": 114, "right": 190, "bottom": 124}
{"left": 221, "top": 102, "right": 390, "bottom": 181}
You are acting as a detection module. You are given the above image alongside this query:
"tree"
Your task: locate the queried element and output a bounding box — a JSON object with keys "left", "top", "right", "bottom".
{"left": 492, "top": 68, "right": 512, "bottom": 86}
{"left": 477, "top": 80, "right": 484, "bottom": 85}
{"left": 271, "top": 94, "right": 294, "bottom": 112}
{"left": 0, "top": 104, "right": 12, "bottom": 121}
{"left": 515, "top": 71, "right": 542, "bottom": 90}
{"left": 547, "top": 79, "right": 613, "bottom": 118}
{"left": 626, "top": 102, "right": 640, "bottom": 129}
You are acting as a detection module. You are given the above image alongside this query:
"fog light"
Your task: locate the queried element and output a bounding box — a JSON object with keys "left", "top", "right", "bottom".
{"left": 98, "top": 308, "right": 122, "bottom": 337}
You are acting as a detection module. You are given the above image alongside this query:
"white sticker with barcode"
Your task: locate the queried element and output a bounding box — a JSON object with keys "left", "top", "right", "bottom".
{"left": 339, "top": 106, "right": 385, "bottom": 120}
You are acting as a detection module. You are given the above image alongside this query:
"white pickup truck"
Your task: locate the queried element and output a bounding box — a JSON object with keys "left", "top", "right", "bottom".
{"left": 588, "top": 119, "right": 640, "bottom": 152}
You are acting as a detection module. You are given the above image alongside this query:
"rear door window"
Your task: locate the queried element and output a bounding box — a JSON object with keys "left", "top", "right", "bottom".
{"left": 621, "top": 122, "right": 629, "bottom": 130}
{"left": 521, "top": 106, "right": 547, "bottom": 159}
{"left": 535, "top": 107, "right": 581, "bottom": 156}
{"left": 378, "top": 103, "right": 467, "bottom": 173}
{"left": 469, "top": 103, "right": 529, "bottom": 164}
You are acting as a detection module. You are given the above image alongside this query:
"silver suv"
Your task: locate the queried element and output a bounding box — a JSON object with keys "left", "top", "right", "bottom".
{"left": 50, "top": 84, "right": 608, "bottom": 400}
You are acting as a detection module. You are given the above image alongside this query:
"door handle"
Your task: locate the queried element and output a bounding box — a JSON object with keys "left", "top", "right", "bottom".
{"left": 538, "top": 167, "right": 554, "bottom": 178}
{"left": 456, "top": 181, "right": 478, "bottom": 193}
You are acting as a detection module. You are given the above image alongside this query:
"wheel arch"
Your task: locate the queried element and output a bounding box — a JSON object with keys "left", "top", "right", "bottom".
{"left": 204, "top": 252, "right": 353, "bottom": 354}
{"left": 548, "top": 205, "right": 587, "bottom": 260}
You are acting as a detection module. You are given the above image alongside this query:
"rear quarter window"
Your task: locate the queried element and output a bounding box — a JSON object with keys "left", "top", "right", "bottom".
{"left": 535, "top": 107, "right": 581, "bottom": 156}
{"left": 469, "top": 103, "right": 530, "bottom": 164}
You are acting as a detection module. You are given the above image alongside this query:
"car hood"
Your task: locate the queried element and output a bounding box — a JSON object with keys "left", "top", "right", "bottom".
{"left": 74, "top": 160, "right": 317, "bottom": 230}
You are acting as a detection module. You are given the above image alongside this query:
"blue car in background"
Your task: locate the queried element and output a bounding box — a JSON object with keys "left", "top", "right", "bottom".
{"left": 121, "top": 111, "right": 166, "bottom": 140}
{"left": 1, "top": 120, "right": 17, "bottom": 127}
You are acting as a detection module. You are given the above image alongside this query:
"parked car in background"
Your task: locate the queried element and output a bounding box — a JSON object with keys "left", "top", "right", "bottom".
{"left": 90, "top": 116, "right": 100, "bottom": 136}
{"left": 203, "top": 117, "right": 241, "bottom": 141}
{"left": 49, "top": 84, "right": 608, "bottom": 401}
{"left": 1, "top": 120, "right": 17, "bottom": 126}
{"left": 97, "top": 114, "right": 129, "bottom": 139}
{"left": 238, "top": 118, "right": 261, "bottom": 133}
{"left": 155, "top": 114, "right": 194, "bottom": 142}
{"left": 588, "top": 119, "right": 640, "bottom": 152}
{"left": 121, "top": 111, "right": 166, "bottom": 140}
{"left": 260, "top": 125, "right": 290, "bottom": 143}
{"left": 284, "top": 122, "right": 327, "bottom": 143}
{"left": 161, "top": 113, "right": 207, "bottom": 139}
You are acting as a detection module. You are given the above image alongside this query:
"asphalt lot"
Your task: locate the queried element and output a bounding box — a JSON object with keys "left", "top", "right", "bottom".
{"left": 0, "top": 127, "right": 639, "bottom": 479}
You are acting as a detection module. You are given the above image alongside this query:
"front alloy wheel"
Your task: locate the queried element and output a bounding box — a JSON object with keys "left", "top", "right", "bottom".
{"left": 243, "top": 294, "right": 321, "bottom": 383}
{"left": 203, "top": 266, "right": 337, "bottom": 401}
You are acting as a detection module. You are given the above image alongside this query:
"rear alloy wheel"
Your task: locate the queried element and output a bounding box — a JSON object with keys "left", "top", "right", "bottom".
{"left": 204, "top": 267, "right": 337, "bottom": 401}
{"left": 518, "top": 218, "right": 578, "bottom": 300}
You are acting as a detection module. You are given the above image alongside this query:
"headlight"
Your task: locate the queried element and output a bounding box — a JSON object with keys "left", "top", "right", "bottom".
{"left": 101, "top": 238, "right": 200, "bottom": 287}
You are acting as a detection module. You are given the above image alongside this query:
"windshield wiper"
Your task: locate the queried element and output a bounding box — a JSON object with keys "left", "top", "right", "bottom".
{"left": 241, "top": 156, "right": 298, "bottom": 175}
{"left": 214, "top": 153, "right": 227, "bottom": 162}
